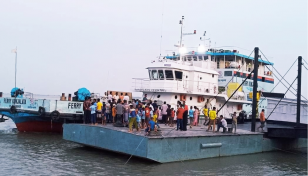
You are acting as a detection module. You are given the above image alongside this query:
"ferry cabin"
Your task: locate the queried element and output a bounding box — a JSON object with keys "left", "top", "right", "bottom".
{"left": 211, "top": 50, "right": 274, "bottom": 117}
{"left": 133, "top": 52, "right": 250, "bottom": 119}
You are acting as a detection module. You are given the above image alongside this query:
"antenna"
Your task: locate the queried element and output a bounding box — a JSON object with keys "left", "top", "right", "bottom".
{"left": 200, "top": 31, "right": 211, "bottom": 49}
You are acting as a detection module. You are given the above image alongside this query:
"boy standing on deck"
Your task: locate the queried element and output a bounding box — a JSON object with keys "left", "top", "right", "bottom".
{"left": 90, "top": 102, "right": 96, "bottom": 125}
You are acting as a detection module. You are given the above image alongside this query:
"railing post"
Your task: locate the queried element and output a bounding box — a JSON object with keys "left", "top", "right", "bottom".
{"left": 251, "top": 47, "right": 259, "bottom": 132}
{"left": 296, "top": 56, "right": 302, "bottom": 127}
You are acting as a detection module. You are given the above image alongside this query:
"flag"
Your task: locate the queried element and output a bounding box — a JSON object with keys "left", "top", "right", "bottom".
{"left": 11, "top": 49, "right": 17, "bottom": 53}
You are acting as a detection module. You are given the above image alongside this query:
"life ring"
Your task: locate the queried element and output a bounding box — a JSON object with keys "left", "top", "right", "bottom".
{"left": 10, "top": 105, "right": 17, "bottom": 114}
{"left": 50, "top": 110, "right": 60, "bottom": 120}
{"left": 38, "top": 106, "right": 46, "bottom": 116}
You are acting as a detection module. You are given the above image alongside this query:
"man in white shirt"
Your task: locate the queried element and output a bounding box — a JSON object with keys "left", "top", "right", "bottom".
{"left": 124, "top": 93, "right": 130, "bottom": 102}
{"left": 108, "top": 92, "right": 113, "bottom": 101}
{"left": 113, "top": 92, "right": 119, "bottom": 102}
{"left": 161, "top": 101, "right": 168, "bottom": 125}
{"left": 101, "top": 92, "right": 107, "bottom": 103}
{"left": 217, "top": 115, "right": 227, "bottom": 133}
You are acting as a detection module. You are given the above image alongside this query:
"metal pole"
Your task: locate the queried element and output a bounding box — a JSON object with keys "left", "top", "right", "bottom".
{"left": 15, "top": 46, "right": 17, "bottom": 89}
{"left": 296, "top": 56, "right": 302, "bottom": 127}
{"left": 251, "top": 47, "right": 259, "bottom": 132}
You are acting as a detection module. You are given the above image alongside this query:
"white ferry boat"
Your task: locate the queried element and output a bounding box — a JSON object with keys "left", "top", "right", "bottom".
{"left": 132, "top": 17, "right": 252, "bottom": 119}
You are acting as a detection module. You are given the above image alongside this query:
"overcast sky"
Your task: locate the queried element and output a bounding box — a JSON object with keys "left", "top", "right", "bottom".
{"left": 0, "top": 0, "right": 307, "bottom": 99}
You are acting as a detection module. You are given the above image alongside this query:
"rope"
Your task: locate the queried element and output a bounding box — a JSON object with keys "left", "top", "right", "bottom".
{"left": 208, "top": 49, "right": 255, "bottom": 106}
{"left": 245, "top": 57, "right": 298, "bottom": 116}
{"left": 266, "top": 77, "right": 297, "bottom": 120}
{"left": 259, "top": 50, "right": 308, "bottom": 101}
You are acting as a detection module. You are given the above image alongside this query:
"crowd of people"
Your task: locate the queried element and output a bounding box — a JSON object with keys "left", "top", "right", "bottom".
{"left": 83, "top": 92, "right": 266, "bottom": 135}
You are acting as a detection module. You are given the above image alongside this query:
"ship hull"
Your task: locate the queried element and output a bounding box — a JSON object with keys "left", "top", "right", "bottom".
{"left": 0, "top": 111, "right": 63, "bottom": 133}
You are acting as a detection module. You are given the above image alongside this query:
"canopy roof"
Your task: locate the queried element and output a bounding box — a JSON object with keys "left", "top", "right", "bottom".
{"left": 166, "top": 51, "right": 274, "bottom": 65}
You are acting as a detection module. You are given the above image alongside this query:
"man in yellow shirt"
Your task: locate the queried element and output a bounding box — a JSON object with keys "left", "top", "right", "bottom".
{"left": 206, "top": 107, "right": 217, "bottom": 132}
{"left": 203, "top": 106, "right": 209, "bottom": 126}
{"left": 96, "top": 99, "right": 103, "bottom": 125}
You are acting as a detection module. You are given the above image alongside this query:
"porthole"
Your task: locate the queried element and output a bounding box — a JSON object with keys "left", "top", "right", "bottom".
{"left": 200, "top": 77, "right": 202, "bottom": 80}
{"left": 212, "top": 74, "right": 214, "bottom": 78}
{"left": 157, "top": 95, "right": 160, "bottom": 98}
{"left": 175, "top": 95, "right": 178, "bottom": 99}
{"left": 190, "top": 97, "right": 192, "bottom": 100}
{"left": 186, "top": 76, "right": 188, "bottom": 78}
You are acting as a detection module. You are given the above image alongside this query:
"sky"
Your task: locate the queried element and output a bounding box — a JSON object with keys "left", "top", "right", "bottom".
{"left": 0, "top": 0, "right": 307, "bottom": 99}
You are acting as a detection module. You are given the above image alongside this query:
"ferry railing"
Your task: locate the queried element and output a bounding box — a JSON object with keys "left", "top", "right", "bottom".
{"left": 132, "top": 78, "right": 219, "bottom": 94}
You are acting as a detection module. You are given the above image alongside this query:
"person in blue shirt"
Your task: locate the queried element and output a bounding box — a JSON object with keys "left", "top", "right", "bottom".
{"left": 90, "top": 102, "right": 96, "bottom": 125}
{"left": 189, "top": 106, "right": 194, "bottom": 128}
{"left": 141, "top": 107, "right": 146, "bottom": 129}
{"left": 145, "top": 117, "right": 156, "bottom": 135}
{"left": 136, "top": 110, "right": 141, "bottom": 129}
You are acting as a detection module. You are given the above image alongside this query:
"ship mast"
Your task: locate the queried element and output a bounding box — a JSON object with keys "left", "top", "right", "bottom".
{"left": 179, "top": 16, "right": 184, "bottom": 61}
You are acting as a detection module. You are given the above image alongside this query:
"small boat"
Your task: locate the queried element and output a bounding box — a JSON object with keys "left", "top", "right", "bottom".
{"left": 0, "top": 88, "right": 88, "bottom": 132}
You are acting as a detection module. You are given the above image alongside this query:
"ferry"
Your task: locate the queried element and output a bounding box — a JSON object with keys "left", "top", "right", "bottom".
{"left": 0, "top": 88, "right": 88, "bottom": 132}
{"left": 132, "top": 17, "right": 253, "bottom": 119}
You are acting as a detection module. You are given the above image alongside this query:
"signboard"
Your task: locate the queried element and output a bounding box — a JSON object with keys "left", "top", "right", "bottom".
{"left": 135, "top": 89, "right": 167, "bottom": 92}
{"left": 0, "top": 97, "right": 39, "bottom": 110}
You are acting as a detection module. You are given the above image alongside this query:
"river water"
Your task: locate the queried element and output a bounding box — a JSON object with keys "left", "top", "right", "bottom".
{"left": 0, "top": 119, "right": 307, "bottom": 176}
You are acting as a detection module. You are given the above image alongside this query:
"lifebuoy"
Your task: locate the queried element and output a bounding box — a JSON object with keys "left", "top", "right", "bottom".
{"left": 10, "top": 105, "right": 17, "bottom": 114}
{"left": 50, "top": 110, "right": 60, "bottom": 120}
{"left": 38, "top": 106, "right": 46, "bottom": 116}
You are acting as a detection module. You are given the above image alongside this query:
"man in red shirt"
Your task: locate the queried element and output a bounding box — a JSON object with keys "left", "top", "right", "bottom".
{"left": 176, "top": 105, "right": 184, "bottom": 131}
{"left": 145, "top": 105, "right": 150, "bottom": 126}
{"left": 258, "top": 109, "right": 266, "bottom": 131}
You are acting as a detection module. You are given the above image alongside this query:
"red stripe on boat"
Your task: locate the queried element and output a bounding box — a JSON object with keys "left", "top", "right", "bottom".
{"left": 16, "top": 121, "right": 63, "bottom": 133}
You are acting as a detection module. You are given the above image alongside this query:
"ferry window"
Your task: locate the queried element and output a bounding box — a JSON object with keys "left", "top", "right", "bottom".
{"left": 165, "top": 70, "right": 174, "bottom": 80}
{"left": 212, "top": 74, "right": 214, "bottom": 78}
{"left": 224, "top": 71, "right": 232, "bottom": 76}
{"left": 152, "top": 70, "right": 158, "bottom": 80}
{"left": 148, "top": 70, "right": 152, "bottom": 80}
{"left": 190, "top": 97, "right": 192, "bottom": 100}
{"left": 158, "top": 70, "right": 164, "bottom": 80}
{"left": 184, "top": 57, "right": 187, "bottom": 61}
{"left": 175, "top": 71, "right": 183, "bottom": 80}
{"left": 247, "top": 74, "right": 251, "bottom": 79}
{"left": 236, "top": 72, "right": 241, "bottom": 77}
{"left": 157, "top": 95, "right": 161, "bottom": 98}
{"left": 244, "top": 81, "right": 248, "bottom": 86}
{"left": 193, "top": 56, "right": 198, "bottom": 61}
{"left": 198, "top": 56, "right": 203, "bottom": 61}
{"left": 175, "top": 95, "right": 178, "bottom": 99}
{"left": 262, "top": 77, "right": 265, "bottom": 82}
{"left": 187, "top": 57, "right": 192, "bottom": 61}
